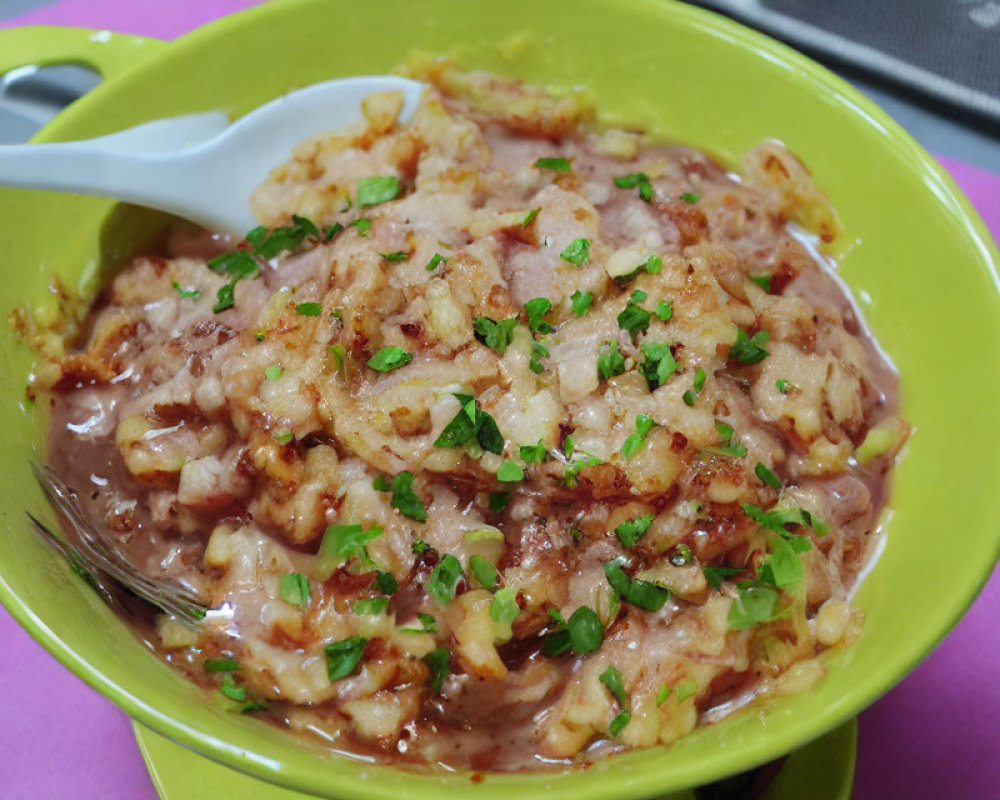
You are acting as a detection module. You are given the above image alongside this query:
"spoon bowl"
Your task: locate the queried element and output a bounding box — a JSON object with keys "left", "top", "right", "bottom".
{"left": 0, "top": 75, "right": 424, "bottom": 235}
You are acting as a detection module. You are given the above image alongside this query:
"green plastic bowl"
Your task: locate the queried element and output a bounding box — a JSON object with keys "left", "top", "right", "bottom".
{"left": 0, "top": 1, "right": 997, "bottom": 797}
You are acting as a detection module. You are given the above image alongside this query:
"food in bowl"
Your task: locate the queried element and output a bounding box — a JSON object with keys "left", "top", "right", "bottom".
{"left": 28, "top": 63, "right": 907, "bottom": 770}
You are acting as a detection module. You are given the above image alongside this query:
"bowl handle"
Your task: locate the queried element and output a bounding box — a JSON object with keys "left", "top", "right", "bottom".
{"left": 0, "top": 26, "right": 165, "bottom": 81}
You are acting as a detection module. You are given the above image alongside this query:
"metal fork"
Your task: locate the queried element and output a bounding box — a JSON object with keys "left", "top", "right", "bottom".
{"left": 27, "top": 462, "right": 209, "bottom": 622}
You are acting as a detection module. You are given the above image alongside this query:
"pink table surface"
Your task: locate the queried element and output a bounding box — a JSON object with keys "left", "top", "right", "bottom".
{"left": 1, "top": 3, "right": 998, "bottom": 798}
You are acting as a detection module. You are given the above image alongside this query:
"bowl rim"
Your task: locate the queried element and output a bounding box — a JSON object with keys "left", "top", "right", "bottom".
{"left": 2, "top": 0, "right": 999, "bottom": 796}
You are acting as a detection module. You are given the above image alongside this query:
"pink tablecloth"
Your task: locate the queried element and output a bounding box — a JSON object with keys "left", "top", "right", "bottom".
{"left": 0, "top": 3, "right": 998, "bottom": 798}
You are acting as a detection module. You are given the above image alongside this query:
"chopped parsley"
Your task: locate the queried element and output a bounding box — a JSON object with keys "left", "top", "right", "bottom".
{"left": 519, "top": 440, "right": 548, "bottom": 463}
{"left": 530, "top": 339, "right": 549, "bottom": 374}
{"left": 426, "top": 252, "right": 447, "bottom": 271}
{"left": 245, "top": 214, "right": 320, "bottom": 259}
{"left": 521, "top": 207, "right": 540, "bottom": 228}
{"left": 320, "top": 522, "right": 384, "bottom": 568}
{"left": 709, "top": 420, "right": 747, "bottom": 458}
{"left": 470, "top": 555, "right": 500, "bottom": 591}
{"left": 560, "top": 237, "right": 591, "bottom": 266}
{"left": 535, "top": 157, "right": 570, "bottom": 171}
{"left": 279, "top": 572, "right": 310, "bottom": 608}
{"left": 474, "top": 315, "right": 519, "bottom": 356}
{"left": 615, "top": 514, "right": 654, "bottom": 548}
{"left": 204, "top": 658, "right": 240, "bottom": 673}
{"left": 643, "top": 254, "right": 663, "bottom": 274}
{"left": 571, "top": 290, "right": 593, "bottom": 316}
{"left": 367, "top": 346, "right": 412, "bottom": 372}
{"left": 434, "top": 393, "right": 504, "bottom": 455}
{"left": 655, "top": 300, "right": 673, "bottom": 322}
{"left": 604, "top": 559, "right": 669, "bottom": 612}
{"left": 488, "top": 491, "right": 510, "bottom": 513}
{"left": 750, "top": 274, "right": 772, "bottom": 293}
{"left": 618, "top": 301, "right": 651, "bottom": 342}
{"left": 380, "top": 250, "right": 409, "bottom": 262}
{"left": 426, "top": 554, "right": 464, "bottom": 604}
{"left": 264, "top": 364, "right": 283, "bottom": 380}
{"left": 524, "top": 297, "right": 555, "bottom": 334}
{"left": 172, "top": 280, "right": 200, "bottom": 299}
{"left": 562, "top": 436, "right": 603, "bottom": 487}
{"left": 703, "top": 565, "right": 743, "bottom": 589}
{"left": 729, "top": 328, "right": 770, "bottom": 364}
{"left": 295, "top": 301, "right": 322, "bottom": 316}
{"left": 497, "top": 460, "right": 524, "bottom": 482}
{"left": 683, "top": 366, "right": 707, "bottom": 406}
{"left": 614, "top": 172, "right": 653, "bottom": 202}
{"left": 728, "top": 585, "right": 782, "bottom": 630}
{"left": 357, "top": 175, "right": 401, "bottom": 207}
{"left": 390, "top": 471, "right": 427, "bottom": 522}
{"left": 621, "top": 414, "right": 656, "bottom": 461}
{"left": 597, "top": 341, "right": 626, "bottom": 380}
{"left": 207, "top": 250, "right": 259, "bottom": 313}
{"left": 424, "top": 647, "right": 450, "bottom": 694}
{"left": 755, "top": 462, "right": 782, "bottom": 490}
{"left": 325, "top": 635, "right": 367, "bottom": 681}
{"left": 639, "top": 342, "right": 678, "bottom": 390}
{"left": 376, "top": 571, "right": 398, "bottom": 595}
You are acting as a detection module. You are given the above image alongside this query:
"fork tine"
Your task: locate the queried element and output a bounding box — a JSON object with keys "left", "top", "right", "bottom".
{"left": 29, "top": 463, "right": 209, "bottom": 622}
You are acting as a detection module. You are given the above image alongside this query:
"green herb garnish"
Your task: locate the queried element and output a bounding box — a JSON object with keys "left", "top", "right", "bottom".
{"left": 367, "top": 346, "right": 412, "bottom": 372}
{"left": 426, "top": 252, "right": 447, "bottom": 271}
{"left": 680, "top": 192, "right": 699, "bottom": 204}
{"left": 597, "top": 340, "right": 626, "bottom": 380}
{"left": 325, "top": 635, "right": 367, "bottom": 681}
{"left": 571, "top": 290, "right": 593, "bottom": 316}
{"left": 172, "top": 280, "right": 200, "bottom": 299}
{"left": 265, "top": 364, "right": 283, "bottom": 380}
{"left": 376, "top": 571, "right": 398, "bottom": 595}
{"left": 427, "top": 554, "right": 464, "bottom": 604}
{"left": 643, "top": 254, "right": 663, "bottom": 274}
{"left": 424, "top": 647, "right": 450, "bottom": 694}
{"left": 728, "top": 585, "right": 782, "bottom": 630}
{"left": 350, "top": 217, "right": 371, "bottom": 236}
{"left": 391, "top": 471, "right": 427, "bottom": 522}
{"left": 279, "top": 572, "right": 310, "bottom": 608}
{"left": 273, "top": 428, "right": 294, "bottom": 445}
{"left": 380, "top": 250, "right": 409, "bottom": 262}
{"left": 755, "top": 462, "right": 782, "bottom": 490}
{"left": 709, "top": 420, "right": 747, "bottom": 458}
{"left": 521, "top": 207, "right": 540, "bottom": 228}
{"left": 497, "top": 460, "right": 524, "bottom": 482}
{"left": 320, "top": 522, "right": 384, "bottom": 567}
{"left": 474, "top": 315, "right": 519, "bottom": 355}
{"left": 603, "top": 559, "right": 669, "bottom": 612}
{"left": 560, "top": 238, "right": 591, "bottom": 266}
{"left": 639, "top": 342, "right": 678, "bottom": 391}
{"left": 621, "top": 414, "right": 656, "bottom": 460}
{"left": 618, "top": 302, "right": 651, "bottom": 342}
{"left": 682, "top": 366, "right": 707, "bottom": 406}
{"left": 703, "top": 565, "right": 743, "bottom": 589}
{"left": 353, "top": 597, "right": 388, "bottom": 615}
{"left": 295, "top": 301, "right": 322, "bottom": 316}
{"left": 615, "top": 514, "right": 654, "bottom": 548}
{"left": 204, "top": 658, "right": 240, "bottom": 673}
{"left": 614, "top": 172, "right": 653, "bottom": 202}
{"left": 535, "top": 157, "right": 570, "bottom": 171}
{"left": 729, "top": 328, "right": 770, "bottom": 364}
{"left": 524, "top": 297, "right": 555, "bottom": 334}
{"left": 519, "top": 440, "right": 548, "bottom": 463}
{"left": 357, "top": 175, "right": 401, "bottom": 207}
{"left": 488, "top": 491, "right": 510, "bottom": 513}
{"left": 434, "top": 393, "right": 504, "bottom": 455}
{"left": 750, "top": 274, "right": 772, "bottom": 293}
{"left": 470, "top": 555, "right": 500, "bottom": 591}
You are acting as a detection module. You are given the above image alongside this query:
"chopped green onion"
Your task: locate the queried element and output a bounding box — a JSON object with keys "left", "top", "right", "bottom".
{"left": 401, "top": 612, "right": 438, "bottom": 634}
{"left": 750, "top": 274, "right": 772, "bottom": 293}
{"left": 728, "top": 585, "right": 781, "bottom": 630}
{"left": 264, "top": 364, "right": 283, "bottom": 380}
{"left": 618, "top": 302, "right": 651, "bottom": 342}
{"left": 614, "top": 172, "right": 653, "bottom": 202}
{"left": 320, "top": 522, "right": 384, "bottom": 567}
{"left": 220, "top": 672, "right": 247, "bottom": 702}
{"left": 703, "top": 565, "right": 743, "bottom": 589}
{"left": 621, "top": 414, "right": 656, "bottom": 460}
{"left": 470, "top": 555, "right": 500, "bottom": 591}
{"left": 643, "top": 254, "right": 663, "bottom": 274}
{"left": 353, "top": 596, "right": 388, "bottom": 615}
{"left": 273, "top": 428, "right": 294, "bottom": 445}
{"left": 674, "top": 677, "right": 698, "bottom": 702}
{"left": 172, "top": 280, "right": 200, "bottom": 299}
{"left": 204, "top": 658, "right": 240, "bottom": 673}
{"left": 530, "top": 339, "right": 549, "bottom": 374}
{"left": 519, "top": 440, "right": 548, "bottom": 463}
{"left": 521, "top": 207, "right": 540, "bottom": 228}
{"left": 656, "top": 684, "right": 671, "bottom": 705}
{"left": 776, "top": 378, "right": 793, "bottom": 394}
{"left": 350, "top": 218, "right": 371, "bottom": 236}
{"left": 426, "top": 252, "right": 447, "bottom": 271}
{"left": 380, "top": 250, "right": 409, "bottom": 263}
{"left": 709, "top": 420, "right": 747, "bottom": 458}
{"left": 638, "top": 341, "right": 678, "bottom": 390}
{"left": 373, "top": 475, "right": 390, "bottom": 491}
{"left": 683, "top": 366, "right": 707, "bottom": 406}
{"left": 376, "top": 571, "right": 398, "bottom": 595}
{"left": 671, "top": 543, "right": 693, "bottom": 566}
{"left": 434, "top": 393, "right": 504, "bottom": 455}
{"left": 599, "top": 665, "right": 629, "bottom": 709}
{"left": 680, "top": 192, "right": 699, "bottom": 204}
{"left": 655, "top": 300, "right": 673, "bottom": 322}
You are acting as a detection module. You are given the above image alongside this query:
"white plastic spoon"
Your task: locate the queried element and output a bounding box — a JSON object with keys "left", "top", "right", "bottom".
{"left": 0, "top": 75, "right": 425, "bottom": 237}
